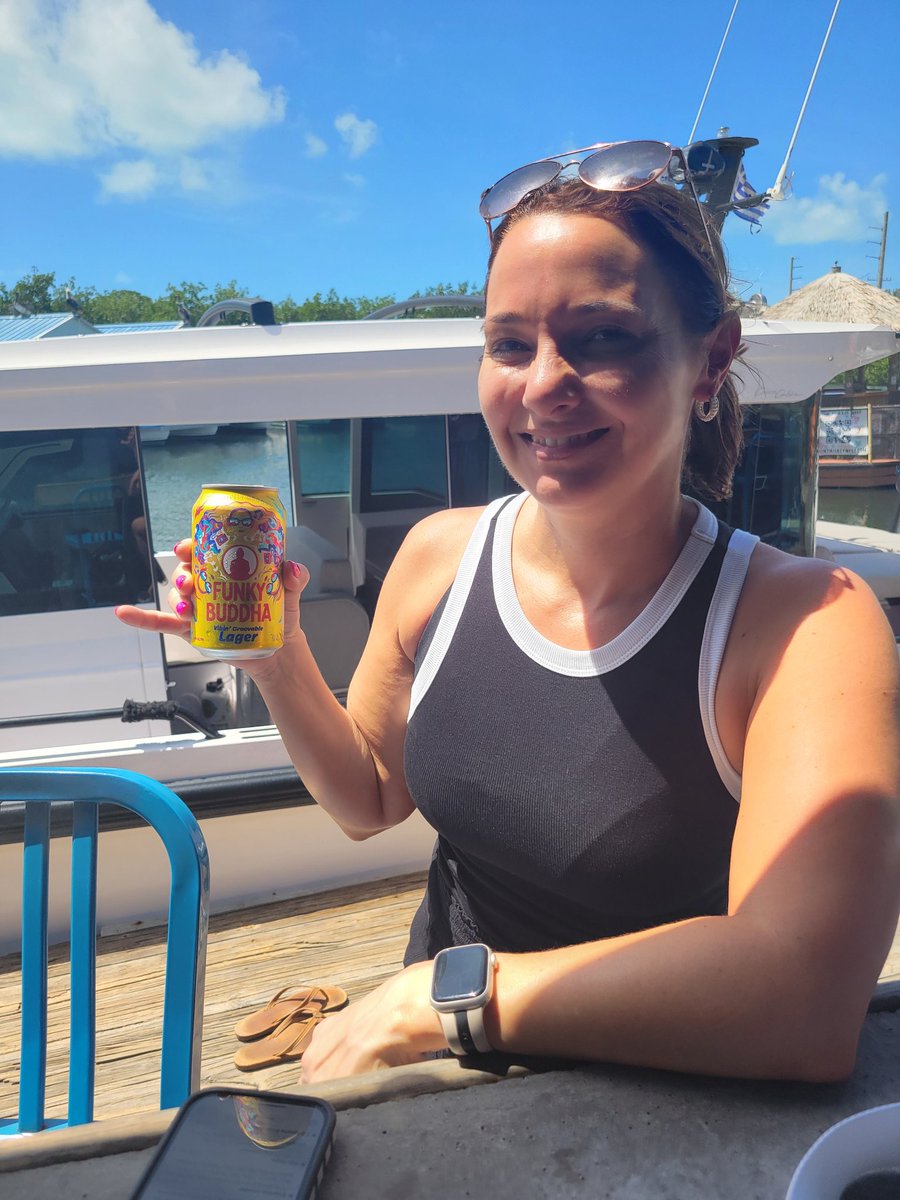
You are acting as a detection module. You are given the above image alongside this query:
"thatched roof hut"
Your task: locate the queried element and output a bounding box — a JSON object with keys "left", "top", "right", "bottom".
{"left": 764, "top": 266, "right": 900, "bottom": 331}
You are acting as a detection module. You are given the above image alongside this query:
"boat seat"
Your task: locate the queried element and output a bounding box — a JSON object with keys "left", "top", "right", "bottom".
{"left": 0, "top": 767, "right": 209, "bottom": 1135}
{"left": 284, "top": 524, "right": 354, "bottom": 595}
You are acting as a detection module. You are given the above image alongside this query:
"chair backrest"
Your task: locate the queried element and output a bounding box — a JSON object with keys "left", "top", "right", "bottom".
{"left": 0, "top": 767, "right": 209, "bottom": 1134}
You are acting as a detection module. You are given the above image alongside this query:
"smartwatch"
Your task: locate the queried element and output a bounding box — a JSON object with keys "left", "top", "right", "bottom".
{"left": 430, "top": 943, "right": 497, "bottom": 1056}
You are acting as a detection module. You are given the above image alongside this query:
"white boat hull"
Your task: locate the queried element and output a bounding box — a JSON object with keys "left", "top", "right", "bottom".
{"left": 0, "top": 798, "right": 434, "bottom": 954}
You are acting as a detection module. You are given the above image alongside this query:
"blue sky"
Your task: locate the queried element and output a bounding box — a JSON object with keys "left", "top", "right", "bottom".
{"left": 1, "top": 0, "right": 897, "bottom": 308}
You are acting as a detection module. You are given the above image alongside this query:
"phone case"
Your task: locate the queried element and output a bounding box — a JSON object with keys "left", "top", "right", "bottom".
{"left": 130, "top": 1086, "right": 337, "bottom": 1200}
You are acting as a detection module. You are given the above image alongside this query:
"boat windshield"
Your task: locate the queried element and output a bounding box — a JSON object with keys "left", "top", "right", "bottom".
{"left": 0, "top": 426, "right": 154, "bottom": 616}
{"left": 698, "top": 399, "right": 819, "bottom": 557}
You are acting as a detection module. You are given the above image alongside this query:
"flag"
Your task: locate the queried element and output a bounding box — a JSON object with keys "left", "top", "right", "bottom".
{"left": 730, "top": 163, "right": 770, "bottom": 226}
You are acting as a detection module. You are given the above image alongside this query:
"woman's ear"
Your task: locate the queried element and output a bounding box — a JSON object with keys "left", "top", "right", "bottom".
{"left": 695, "top": 312, "right": 741, "bottom": 400}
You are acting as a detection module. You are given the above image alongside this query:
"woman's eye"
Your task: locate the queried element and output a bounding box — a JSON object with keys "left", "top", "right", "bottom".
{"left": 582, "top": 328, "right": 641, "bottom": 353}
{"left": 487, "top": 338, "right": 530, "bottom": 359}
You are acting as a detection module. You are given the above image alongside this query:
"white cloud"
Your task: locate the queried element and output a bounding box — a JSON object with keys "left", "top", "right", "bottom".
{"left": 178, "top": 157, "right": 213, "bottom": 193}
{"left": 305, "top": 133, "right": 328, "bottom": 158}
{"left": 99, "top": 158, "right": 160, "bottom": 200}
{"left": 764, "top": 173, "right": 888, "bottom": 245}
{"left": 0, "top": 0, "right": 285, "bottom": 165}
{"left": 343, "top": 173, "right": 366, "bottom": 189}
{"left": 334, "top": 112, "right": 378, "bottom": 159}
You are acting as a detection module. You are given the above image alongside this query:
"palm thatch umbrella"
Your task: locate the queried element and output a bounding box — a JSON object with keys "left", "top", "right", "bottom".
{"left": 764, "top": 266, "right": 900, "bottom": 330}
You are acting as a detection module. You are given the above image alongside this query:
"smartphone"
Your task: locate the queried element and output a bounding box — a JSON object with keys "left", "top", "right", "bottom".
{"left": 130, "top": 1087, "right": 336, "bottom": 1200}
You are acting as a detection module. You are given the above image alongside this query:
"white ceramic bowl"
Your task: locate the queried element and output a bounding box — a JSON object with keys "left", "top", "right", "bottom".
{"left": 786, "top": 1102, "right": 900, "bottom": 1199}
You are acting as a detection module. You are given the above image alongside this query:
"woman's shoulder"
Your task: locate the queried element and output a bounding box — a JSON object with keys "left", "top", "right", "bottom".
{"left": 378, "top": 505, "right": 492, "bottom": 660}
{"left": 742, "top": 538, "right": 884, "bottom": 611}
{"left": 734, "top": 538, "right": 897, "bottom": 688}
{"left": 395, "top": 504, "right": 491, "bottom": 576}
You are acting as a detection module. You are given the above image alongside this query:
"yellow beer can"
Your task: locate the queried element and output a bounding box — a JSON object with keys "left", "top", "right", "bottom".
{"left": 191, "top": 484, "right": 286, "bottom": 660}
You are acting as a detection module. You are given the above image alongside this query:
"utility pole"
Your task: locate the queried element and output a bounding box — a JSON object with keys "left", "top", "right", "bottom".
{"left": 866, "top": 213, "right": 890, "bottom": 287}
{"left": 876, "top": 212, "right": 889, "bottom": 288}
{"left": 789, "top": 257, "right": 802, "bottom": 294}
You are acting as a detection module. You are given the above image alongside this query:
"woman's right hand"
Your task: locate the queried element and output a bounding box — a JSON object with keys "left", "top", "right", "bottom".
{"left": 114, "top": 539, "right": 310, "bottom": 664}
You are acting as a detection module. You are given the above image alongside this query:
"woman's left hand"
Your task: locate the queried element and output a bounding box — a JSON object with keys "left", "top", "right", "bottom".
{"left": 299, "top": 961, "right": 446, "bottom": 1083}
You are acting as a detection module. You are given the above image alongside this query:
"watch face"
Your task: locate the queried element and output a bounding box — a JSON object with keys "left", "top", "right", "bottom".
{"left": 431, "top": 944, "right": 490, "bottom": 1004}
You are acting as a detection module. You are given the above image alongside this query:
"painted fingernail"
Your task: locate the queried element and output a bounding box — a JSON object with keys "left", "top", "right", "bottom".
{"left": 176, "top": 600, "right": 190, "bottom": 616}
{"left": 175, "top": 574, "right": 186, "bottom": 589}
{"left": 291, "top": 561, "right": 302, "bottom": 578}
{"left": 173, "top": 542, "right": 181, "bottom": 554}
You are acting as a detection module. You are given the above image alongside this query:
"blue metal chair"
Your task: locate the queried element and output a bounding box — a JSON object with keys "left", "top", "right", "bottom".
{"left": 0, "top": 767, "right": 210, "bottom": 1134}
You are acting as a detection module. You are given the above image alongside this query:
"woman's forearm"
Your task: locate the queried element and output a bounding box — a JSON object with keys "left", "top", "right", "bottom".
{"left": 484, "top": 913, "right": 865, "bottom": 1082}
{"left": 248, "top": 634, "right": 410, "bottom": 838}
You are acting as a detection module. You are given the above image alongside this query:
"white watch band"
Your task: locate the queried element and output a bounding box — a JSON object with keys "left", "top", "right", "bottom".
{"left": 438, "top": 1003, "right": 493, "bottom": 1056}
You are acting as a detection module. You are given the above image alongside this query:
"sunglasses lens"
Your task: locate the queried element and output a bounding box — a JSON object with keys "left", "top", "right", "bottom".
{"left": 479, "top": 161, "right": 561, "bottom": 220}
{"left": 579, "top": 140, "right": 672, "bottom": 191}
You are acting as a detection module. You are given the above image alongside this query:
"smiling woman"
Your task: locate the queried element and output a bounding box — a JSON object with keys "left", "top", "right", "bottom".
{"left": 479, "top": 212, "right": 736, "bottom": 521}
{"left": 116, "top": 162, "right": 900, "bottom": 1087}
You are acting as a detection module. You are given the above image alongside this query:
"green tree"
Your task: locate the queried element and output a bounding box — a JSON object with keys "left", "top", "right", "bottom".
{"left": 275, "top": 289, "right": 395, "bottom": 323}
{"left": 81, "top": 289, "right": 157, "bottom": 325}
{"left": 2, "top": 270, "right": 484, "bottom": 326}
{"left": 0, "top": 270, "right": 94, "bottom": 315}
{"left": 404, "top": 280, "right": 483, "bottom": 319}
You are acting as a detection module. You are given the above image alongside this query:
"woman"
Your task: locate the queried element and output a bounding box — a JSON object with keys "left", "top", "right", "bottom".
{"left": 116, "top": 143, "right": 900, "bottom": 1084}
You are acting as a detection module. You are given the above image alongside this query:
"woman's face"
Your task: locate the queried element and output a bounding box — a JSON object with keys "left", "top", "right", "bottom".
{"left": 479, "top": 212, "right": 721, "bottom": 516}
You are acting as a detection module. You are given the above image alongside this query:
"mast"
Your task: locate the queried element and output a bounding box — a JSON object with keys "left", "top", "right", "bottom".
{"left": 768, "top": 0, "right": 842, "bottom": 201}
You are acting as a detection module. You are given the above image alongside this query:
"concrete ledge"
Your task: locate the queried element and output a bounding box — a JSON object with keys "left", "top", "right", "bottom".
{"left": 0, "top": 1054, "right": 534, "bottom": 1173}
{"left": 2, "top": 1012, "right": 899, "bottom": 1200}
{"left": 869, "top": 980, "right": 900, "bottom": 1012}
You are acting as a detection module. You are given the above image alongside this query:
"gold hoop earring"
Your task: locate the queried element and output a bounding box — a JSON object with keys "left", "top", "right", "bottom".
{"left": 694, "top": 394, "right": 720, "bottom": 423}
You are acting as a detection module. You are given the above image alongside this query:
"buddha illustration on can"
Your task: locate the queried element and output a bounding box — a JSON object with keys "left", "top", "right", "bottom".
{"left": 191, "top": 484, "right": 286, "bottom": 659}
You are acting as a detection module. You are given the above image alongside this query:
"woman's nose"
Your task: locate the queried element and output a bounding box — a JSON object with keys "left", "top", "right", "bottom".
{"left": 523, "top": 341, "right": 581, "bottom": 412}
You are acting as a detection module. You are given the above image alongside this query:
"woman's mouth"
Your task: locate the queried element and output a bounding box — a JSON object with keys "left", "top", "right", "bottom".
{"left": 521, "top": 428, "right": 608, "bottom": 454}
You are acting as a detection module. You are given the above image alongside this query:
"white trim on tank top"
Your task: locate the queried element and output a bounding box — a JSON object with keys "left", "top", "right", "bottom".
{"left": 408, "top": 495, "right": 511, "bottom": 722}
{"left": 698, "top": 526, "right": 758, "bottom": 801}
{"left": 491, "top": 491, "right": 718, "bottom": 677}
{"left": 408, "top": 491, "right": 758, "bottom": 800}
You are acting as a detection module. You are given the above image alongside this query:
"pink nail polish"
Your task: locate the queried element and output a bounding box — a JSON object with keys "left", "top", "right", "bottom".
{"left": 173, "top": 542, "right": 181, "bottom": 554}
{"left": 291, "top": 561, "right": 302, "bottom": 578}
{"left": 175, "top": 575, "right": 186, "bottom": 589}
{"left": 176, "top": 601, "right": 190, "bottom": 616}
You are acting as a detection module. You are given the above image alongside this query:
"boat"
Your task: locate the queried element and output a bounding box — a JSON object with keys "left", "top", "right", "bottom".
{"left": 138, "top": 425, "right": 170, "bottom": 444}
{"left": 0, "top": 316, "right": 897, "bottom": 946}
{"left": 818, "top": 399, "right": 900, "bottom": 487}
{"left": 818, "top": 458, "right": 900, "bottom": 488}
{"left": 167, "top": 424, "right": 219, "bottom": 438}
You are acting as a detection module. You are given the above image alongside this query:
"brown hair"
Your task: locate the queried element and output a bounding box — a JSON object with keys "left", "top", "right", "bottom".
{"left": 485, "top": 177, "right": 744, "bottom": 501}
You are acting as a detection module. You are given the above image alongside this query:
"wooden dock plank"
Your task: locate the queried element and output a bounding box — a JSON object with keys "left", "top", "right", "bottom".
{"left": 0, "top": 872, "right": 426, "bottom": 1124}
{"left": 1, "top": 874, "right": 898, "bottom": 1127}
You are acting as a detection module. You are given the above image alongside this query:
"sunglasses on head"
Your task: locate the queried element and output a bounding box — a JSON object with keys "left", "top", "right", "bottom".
{"left": 479, "top": 138, "right": 722, "bottom": 283}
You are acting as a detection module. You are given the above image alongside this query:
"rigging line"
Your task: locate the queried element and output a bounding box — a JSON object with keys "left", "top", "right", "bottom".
{"left": 687, "top": 0, "right": 741, "bottom": 146}
{"left": 769, "top": 0, "right": 842, "bottom": 200}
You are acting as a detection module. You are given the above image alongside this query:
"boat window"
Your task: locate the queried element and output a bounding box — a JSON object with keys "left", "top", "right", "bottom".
{"left": 141, "top": 422, "right": 295, "bottom": 552}
{"left": 696, "top": 399, "right": 817, "bottom": 556}
{"left": 295, "top": 419, "right": 351, "bottom": 497}
{"left": 360, "top": 416, "right": 449, "bottom": 513}
{"left": 0, "top": 428, "right": 155, "bottom": 616}
{"left": 448, "top": 414, "right": 516, "bottom": 507}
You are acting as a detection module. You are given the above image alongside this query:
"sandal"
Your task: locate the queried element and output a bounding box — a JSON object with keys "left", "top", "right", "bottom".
{"left": 234, "top": 1010, "right": 325, "bottom": 1071}
{"left": 233, "top": 983, "right": 348, "bottom": 1041}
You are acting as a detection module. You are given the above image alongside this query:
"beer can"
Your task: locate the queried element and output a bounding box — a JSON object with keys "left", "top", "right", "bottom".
{"left": 190, "top": 484, "right": 287, "bottom": 660}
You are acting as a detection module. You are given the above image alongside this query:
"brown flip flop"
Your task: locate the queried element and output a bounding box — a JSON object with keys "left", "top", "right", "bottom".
{"left": 233, "top": 983, "right": 348, "bottom": 1041}
{"left": 233, "top": 1010, "right": 325, "bottom": 1071}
